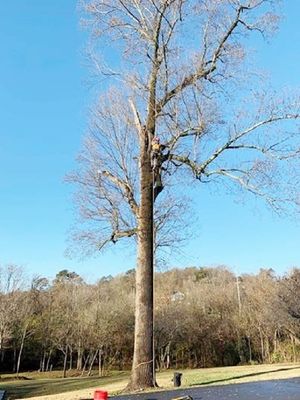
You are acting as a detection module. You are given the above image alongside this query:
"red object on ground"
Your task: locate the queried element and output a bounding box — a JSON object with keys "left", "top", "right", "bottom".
{"left": 94, "top": 390, "right": 108, "bottom": 400}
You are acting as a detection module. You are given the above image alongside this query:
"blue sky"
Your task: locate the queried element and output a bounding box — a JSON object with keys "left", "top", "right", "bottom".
{"left": 0, "top": 1, "right": 299, "bottom": 282}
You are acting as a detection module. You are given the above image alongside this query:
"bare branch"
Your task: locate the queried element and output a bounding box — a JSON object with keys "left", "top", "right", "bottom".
{"left": 198, "top": 114, "right": 300, "bottom": 172}
{"left": 99, "top": 227, "right": 137, "bottom": 250}
{"left": 102, "top": 170, "right": 139, "bottom": 215}
{"left": 129, "top": 99, "right": 143, "bottom": 133}
{"left": 156, "top": 5, "right": 248, "bottom": 113}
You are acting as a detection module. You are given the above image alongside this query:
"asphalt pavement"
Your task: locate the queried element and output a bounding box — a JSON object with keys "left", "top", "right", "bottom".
{"left": 112, "top": 378, "right": 300, "bottom": 400}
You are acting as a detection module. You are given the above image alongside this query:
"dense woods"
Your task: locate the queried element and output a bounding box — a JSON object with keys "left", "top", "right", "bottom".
{"left": 1, "top": 264, "right": 300, "bottom": 376}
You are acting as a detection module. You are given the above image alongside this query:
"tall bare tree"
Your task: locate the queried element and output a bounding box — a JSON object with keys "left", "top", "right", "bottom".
{"left": 70, "top": 0, "right": 300, "bottom": 390}
{"left": 0, "top": 264, "right": 25, "bottom": 368}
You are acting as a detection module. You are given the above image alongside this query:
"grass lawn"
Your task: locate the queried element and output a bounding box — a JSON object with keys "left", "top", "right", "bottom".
{"left": 1, "top": 363, "right": 300, "bottom": 400}
{"left": 0, "top": 371, "right": 129, "bottom": 400}
{"left": 159, "top": 363, "right": 300, "bottom": 387}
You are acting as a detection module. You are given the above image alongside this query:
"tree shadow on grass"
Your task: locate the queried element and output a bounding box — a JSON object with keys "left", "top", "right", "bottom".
{"left": 0, "top": 375, "right": 126, "bottom": 400}
{"left": 191, "top": 366, "right": 300, "bottom": 386}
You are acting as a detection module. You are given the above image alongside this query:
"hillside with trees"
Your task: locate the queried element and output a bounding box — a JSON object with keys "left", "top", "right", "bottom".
{"left": 1, "top": 264, "right": 300, "bottom": 376}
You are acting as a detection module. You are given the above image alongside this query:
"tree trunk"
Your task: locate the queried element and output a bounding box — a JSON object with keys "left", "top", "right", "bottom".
{"left": 248, "top": 336, "right": 252, "bottom": 363}
{"left": 16, "top": 327, "right": 27, "bottom": 376}
{"left": 69, "top": 346, "right": 73, "bottom": 370}
{"left": 81, "top": 351, "right": 91, "bottom": 376}
{"left": 0, "top": 335, "right": 5, "bottom": 367}
{"left": 98, "top": 348, "right": 103, "bottom": 377}
{"left": 129, "top": 129, "right": 155, "bottom": 390}
{"left": 87, "top": 350, "right": 98, "bottom": 376}
{"left": 273, "top": 330, "right": 278, "bottom": 353}
{"left": 62, "top": 346, "right": 68, "bottom": 378}
{"left": 40, "top": 351, "right": 46, "bottom": 372}
{"left": 77, "top": 341, "right": 83, "bottom": 371}
{"left": 259, "top": 327, "right": 264, "bottom": 362}
{"left": 13, "top": 344, "right": 17, "bottom": 372}
{"left": 46, "top": 350, "right": 52, "bottom": 372}
{"left": 265, "top": 337, "right": 270, "bottom": 363}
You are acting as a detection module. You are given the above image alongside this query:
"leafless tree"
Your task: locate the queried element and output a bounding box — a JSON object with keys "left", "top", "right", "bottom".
{"left": 3, "top": 266, "right": 300, "bottom": 374}
{"left": 70, "top": 0, "right": 300, "bottom": 390}
{"left": 0, "top": 264, "right": 25, "bottom": 368}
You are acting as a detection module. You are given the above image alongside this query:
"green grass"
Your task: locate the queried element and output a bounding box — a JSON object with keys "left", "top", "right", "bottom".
{"left": 2, "top": 364, "right": 300, "bottom": 399}
{"left": 157, "top": 363, "right": 300, "bottom": 388}
{"left": 0, "top": 371, "right": 129, "bottom": 399}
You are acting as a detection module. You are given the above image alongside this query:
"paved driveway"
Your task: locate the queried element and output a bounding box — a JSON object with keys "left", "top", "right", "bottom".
{"left": 113, "top": 378, "right": 300, "bottom": 400}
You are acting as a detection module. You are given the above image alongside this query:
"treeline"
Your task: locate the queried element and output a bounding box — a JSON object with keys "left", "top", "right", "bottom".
{"left": 1, "top": 264, "right": 300, "bottom": 376}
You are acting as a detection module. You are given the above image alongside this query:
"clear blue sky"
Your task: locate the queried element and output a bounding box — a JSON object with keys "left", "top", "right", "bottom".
{"left": 0, "top": 1, "right": 299, "bottom": 282}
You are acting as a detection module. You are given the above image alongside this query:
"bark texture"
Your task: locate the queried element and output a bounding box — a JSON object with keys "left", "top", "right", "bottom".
{"left": 129, "top": 129, "right": 155, "bottom": 390}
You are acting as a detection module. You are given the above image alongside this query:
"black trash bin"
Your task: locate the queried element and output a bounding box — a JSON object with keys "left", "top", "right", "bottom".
{"left": 173, "top": 372, "right": 182, "bottom": 387}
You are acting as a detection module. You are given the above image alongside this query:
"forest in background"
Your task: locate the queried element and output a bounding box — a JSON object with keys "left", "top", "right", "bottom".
{"left": 1, "top": 264, "right": 300, "bottom": 377}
